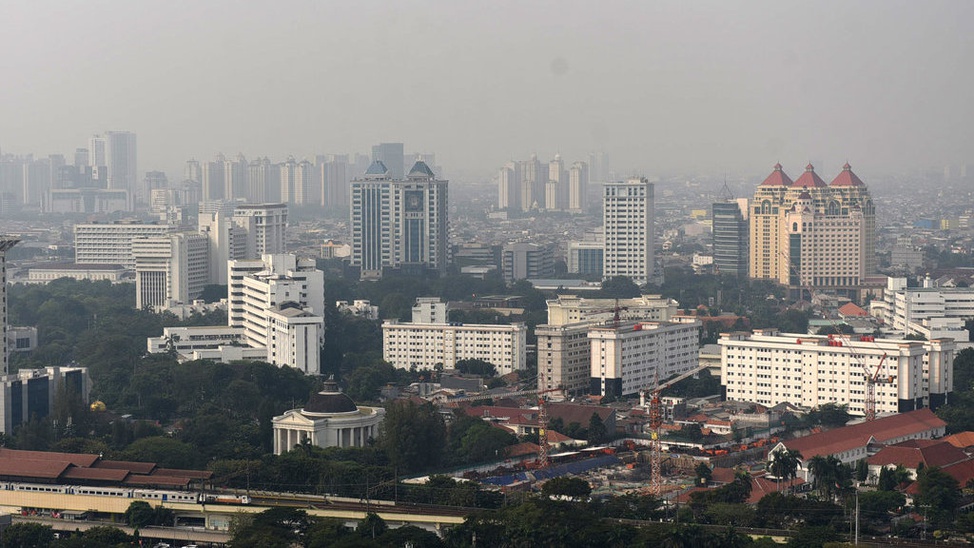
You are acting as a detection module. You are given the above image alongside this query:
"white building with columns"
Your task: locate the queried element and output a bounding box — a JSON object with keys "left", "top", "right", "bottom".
{"left": 272, "top": 380, "right": 385, "bottom": 454}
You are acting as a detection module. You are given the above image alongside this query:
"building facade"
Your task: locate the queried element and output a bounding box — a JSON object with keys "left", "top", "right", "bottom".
{"left": 0, "top": 239, "right": 18, "bottom": 375}
{"left": 382, "top": 298, "right": 527, "bottom": 375}
{"left": 501, "top": 242, "right": 555, "bottom": 282}
{"left": 74, "top": 221, "right": 175, "bottom": 269}
{"left": 133, "top": 232, "right": 209, "bottom": 310}
{"left": 349, "top": 161, "right": 448, "bottom": 280}
{"left": 272, "top": 380, "right": 385, "bottom": 455}
{"left": 871, "top": 277, "right": 974, "bottom": 341}
{"left": 232, "top": 203, "right": 288, "bottom": 259}
{"left": 712, "top": 199, "right": 749, "bottom": 277}
{"left": 748, "top": 163, "right": 876, "bottom": 299}
{"left": 602, "top": 177, "right": 655, "bottom": 286}
{"left": 719, "top": 329, "right": 955, "bottom": 416}
{"left": 0, "top": 366, "right": 90, "bottom": 435}
{"left": 588, "top": 320, "right": 702, "bottom": 398}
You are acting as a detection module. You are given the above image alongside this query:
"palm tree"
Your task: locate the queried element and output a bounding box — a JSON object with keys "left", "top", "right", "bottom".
{"left": 769, "top": 447, "right": 803, "bottom": 492}
{"left": 807, "top": 454, "right": 844, "bottom": 501}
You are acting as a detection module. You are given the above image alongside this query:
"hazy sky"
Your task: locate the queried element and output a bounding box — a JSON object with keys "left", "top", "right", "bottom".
{"left": 1, "top": 0, "right": 971, "bottom": 180}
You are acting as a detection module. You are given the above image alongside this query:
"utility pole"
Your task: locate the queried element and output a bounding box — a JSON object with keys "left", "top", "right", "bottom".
{"left": 854, "top": 486, "right": 860, "bottom": 545}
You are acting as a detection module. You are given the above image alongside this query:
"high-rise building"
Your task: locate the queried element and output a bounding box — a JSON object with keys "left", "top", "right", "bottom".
{"left": 602, "top": 177, "right": 655, "bottom": 286}
{"left": 247, "top": 157, "right": 278, "bottom": 203}
{"left": 589, "top": 151, "right": 609, "bottom": 182}
{"left": 319, "top": 155, "right": 349, "bottom": 209}
{"left": 371, "top": 143, "right": 405, "bottom": 180}
{"left": 518, "top": 154, "right": 543, "bottom": 211}
{"left": 497, "top": 162, "right": 520, "bottom": 211}
{"left": 279, "top": 156, "right": 298, "bottom": 204}
{"left": 225, "top": 153, "right": 248, "bottom": 201}
{"left": 133, "top": 232, "right": 209, "bottom": 310}
{"left": 202, "top": 154, "right": 226, "bottom": 201}
{"left": 712, "top": 198, "right": 749, "bottom": 277}
{"left": 589, "top": 320, "right": 701, "bottom": 398}
{"left": 90, "top": 132, "right": 137, "bottom": 199}
{"left": 349, "top": 161, "right": 448, "bottom": 280}
{"left": 748, "top": 163, "right": 876, "bottom": 300}
{"left": 232, "top": 203, "right": 288, "bottom": 259}
{"left": 546, "top": 154, "right": 567, "bottom": 211}
{"left": 568, "top": 161, "right": 588, "bottom": 213}
{"left": 228, "top": 254, "right": 324, "bottom": 374}
{"left": 184, "top": 159, "right": 201, "bottom": 184}
{"left": 1, "top": 239, "right": 19, "bottom": 375}
{"left": 142, "top": 171, "right": 169, "bottom": 205}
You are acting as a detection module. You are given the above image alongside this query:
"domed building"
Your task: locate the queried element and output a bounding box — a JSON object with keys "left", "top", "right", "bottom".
{"left": 271, "top": 380, "right": 385, "bottom": 455}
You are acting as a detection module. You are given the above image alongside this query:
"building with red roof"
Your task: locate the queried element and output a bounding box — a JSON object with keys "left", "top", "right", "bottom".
{"left": 867, "top": 439, "right": 969, "bottom": 482}
{"left": 749, "top": 162, "right": 876, "bottom": 301}
{"left": 0, "top": 448, "right": 211, "bottom": 487}
{"left": 772, "top": 409, "right": 947, "bottom": 481}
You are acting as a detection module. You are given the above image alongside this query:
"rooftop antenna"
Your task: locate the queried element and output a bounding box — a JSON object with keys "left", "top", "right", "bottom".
{"left": 719, "top": 175, "right": 735, "bottom": 201}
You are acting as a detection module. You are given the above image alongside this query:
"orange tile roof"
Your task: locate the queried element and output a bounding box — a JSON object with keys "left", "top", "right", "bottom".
{"left": 867, "top": 440, "right": 968, "bottom": 469}
{"left": 62, "top": 467, "right": 130, "bottom": 482}
{"left": 943, "top": 431, "right": 974, "bottom": 449}
{"left": 94, "top": 460, "right": 157, "bottom": 475}
{"left": 0, "top": 448, "right": 99, "bottom": 467}
{"left": 783, "top": 409, "right": 946, "bottom": 460}
{"left": 0, "top": 458, "right": 71, "bottom": 479}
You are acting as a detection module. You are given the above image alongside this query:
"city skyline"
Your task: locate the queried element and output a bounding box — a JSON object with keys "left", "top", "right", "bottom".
{"left": 0, "top": 1, "right": 971, "bottom": 180}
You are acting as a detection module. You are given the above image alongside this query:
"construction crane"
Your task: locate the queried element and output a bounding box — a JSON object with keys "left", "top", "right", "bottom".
{"left": 535, "top": 370, "right": 564, "bottom": 469}
{"left": 778, "top": 249, "right": 893, "bottom": 421}
{"left": 642, "top": 364, "right": 710, "bottom": 497}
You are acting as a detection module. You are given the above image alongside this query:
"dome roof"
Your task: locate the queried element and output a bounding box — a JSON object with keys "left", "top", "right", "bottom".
{"left": 304, "top": 380, "right": 358, "bottom": 414}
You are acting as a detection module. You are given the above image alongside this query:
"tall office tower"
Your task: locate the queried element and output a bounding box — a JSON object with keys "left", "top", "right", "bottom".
{"left": 143, "top": 171, "right": 169, "bottom": 205}
{"left": 748, "top": 163, "right": 876, "bottom": 300}
{"left": 293, "top": 159, "right": 316, "bottom": 205}
{"left": 73, "top": 148, "right": 88, "bottom": 168}
{"left": 74, "top": 221, "right": 175, "bottom": 267}
{"left": 228, "top": 254, "right": 324, "bottom": 374}
{"left": 88, "top": 136, "right": 107, "bottom": 167}
{"left": 712, "top": 198, "right": 749, "bottom": 277}
{"left": 371, "top": 142, "right": 404, "bottom": 180}
{"left": 279, "top": 156, "right": 298, "bottom": 204}
{"left": 602, "top": 177, "right": 655, "bottom": 286}
{"left": 546, "top": 154, "right": 567, "bottom": 211}
{"left": 247, "top": 157, "right": 277, "bottom": 203}
{"left": 589, "top": 151, "right": 610, "bottom": 182}
{"left": 225, "top": 153, "right": 248, "bottom": 201}
{"left": 48, "top": 155, "right": 65, "bottom": 189}
{"left": 232, "top": 203, "right": 288, "bottom": 259}
{"left": 89, "top": 132, "right": 137, "bottom": 196}
{"left": 349, "top": 160, "right": 447, "bottom": 280}
{"left": 320, "top": 155, "right": 349, "bottom": 209}
{"left": 1, "top": 239, "right": 19, "bottom": 374}
{"left": 568, "top": 161, "right": 588, "bottom": 213}
{"left": 518, "top": 154, "right": 543, "bottom": 211}
{"left": 198, "top": 206, "right": 246, "bottom": 285}
{"left": 21, "top": 157, "right": 51, "bottom": 205}
{"left": 184, "top": 159, "right": 202, "bottom": 183}
{"left": 497, "top": 161, "right": 520, "bottom": 210}
{"left": 202, "top": 154, "right": 227, "bottom": 201}
{"left": 133, "top": 232, "right": 209, "bottom": 310}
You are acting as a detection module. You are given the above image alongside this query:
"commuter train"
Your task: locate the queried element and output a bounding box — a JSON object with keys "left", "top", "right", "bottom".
{"left": 3, "top": 482, "right": 251, "bottom": 505}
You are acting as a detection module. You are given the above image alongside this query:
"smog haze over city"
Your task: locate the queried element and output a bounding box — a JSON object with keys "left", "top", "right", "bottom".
{"left": 1, "top": 0, "right": 971, "bottom": 181}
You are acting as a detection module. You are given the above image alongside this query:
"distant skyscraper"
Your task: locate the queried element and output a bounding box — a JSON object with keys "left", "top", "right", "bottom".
{"left": 202, "top": 154, "right": 226, "bottom": 201}
{"left": 712, "top": 199, "right": 749, "bottom": 277}
{"left": 320, "top": 154, "right": 350, "bottom": 209}
{"left": 279, "top": 156, "right": 298, "bottom": 204}
{"left": 184, "top": 159, "right": 202, "bottom": 183}
{"left": 143, "top": 171, "right": 169, "bottom": 204}
{"left": 518, "top": 154, "right": 543, "bottom": 211}
{"left": 602, "top": 177, "right": 655, "bottom": 286}
{"left": 497, "top": 162, "right": 520, "bottom": 211}
{"left": 1, "top": 239, "right": 19, "bottom": 374}
{"left": 546, "top": 154, "right": 566, "bottom": 211}
{"left": 294, "top": 159, "right": 315, "bottom": 205}
{"left": 589, "top": 151, "right": 610, "bottom": 182}
{"left": 74, "top": 148, "right": 89, "bottom": 168}
{"left": 90, "top": 132, "right": 137, "bottom": 199}
{"left": 568, "top": 161, "right": 588, "bottom": 213}
{"left": 749, "top": 162, "right": 876, "bottom": 300}
{"left": 225, "top": 153, "right": 248, "bottom": 201}
{"left": 371, "top": 143, "right": 405, "bottom": 180}
{"left": 350, "top": 160, "right": 447, "bottom": 280}
{"left": 247, "top": 157, "right": 278, "bottom": 203}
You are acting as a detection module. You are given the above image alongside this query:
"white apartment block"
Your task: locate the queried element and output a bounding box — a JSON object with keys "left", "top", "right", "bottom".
{"left": 602, "top": 177, "right": 655, "bottom": 286}
{"left": 266, "top": 304, "right": 324, "bottom": 375}
{"left": 232, "top": 203, "right": 287, "bottom": 259}
{"left": 871, "top": 277, "right": 974, "bottom": 341}
{"left": 588, "top": 320, "right": 702, "bottom": 398}
{"left": 719, "top": 329, "right": 955, "bottom": 416}
{"left": 133, "top": 232, "right": 209, "bottom": 310}
{"left": 229, "top": 254, "right": 325, "bottom": 349}
{"left": 382, "top": 298, "right": 526, "bottom": 375}
{"left": 74, "top": 221, "right": 175, "bottom": 268}
{"left": 537, "top": 294, "right": 681, "bottom": 395}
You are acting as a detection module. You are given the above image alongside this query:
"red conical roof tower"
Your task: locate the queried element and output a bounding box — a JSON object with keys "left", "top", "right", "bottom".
{"left": 759, "top": 163, "right": 794, "bottom": 186}
{"left": 791, "top": 163, "right": 827, "bottom": 187}
{"left": 830, "top": 162, "right": 865, "bottom": 187}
